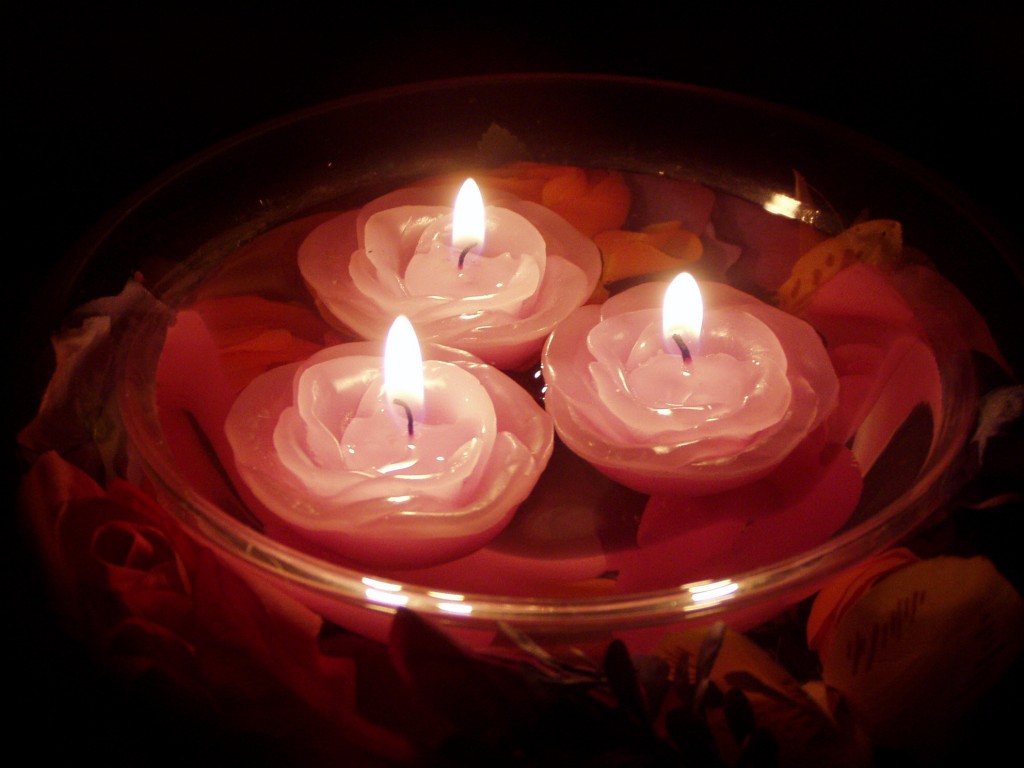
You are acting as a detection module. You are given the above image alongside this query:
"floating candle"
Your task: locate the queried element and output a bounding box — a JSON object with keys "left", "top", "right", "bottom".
{"left": 298, "top": 178, "right": 602, "bottom": 370}
{"left": 225, "top": 317, "right": 554, "bottom": 568}
{"left": 541, "top": 274, "right": 839, "bottom": 496}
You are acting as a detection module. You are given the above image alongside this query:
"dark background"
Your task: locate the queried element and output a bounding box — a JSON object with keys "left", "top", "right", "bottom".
{"left": 7, "top": 6, "right": 1023, "bottom": 353}
{"left": 7, "top": 5, "right": 1023, "bottom": 765}
{"left": 9, "top": 6, "right": 1022, "bottom": 297}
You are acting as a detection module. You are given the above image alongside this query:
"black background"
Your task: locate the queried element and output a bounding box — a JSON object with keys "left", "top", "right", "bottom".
{"left": 8, "top": 6, "right": 1023, "bottom": 357}
{"left": 9, "top": 6, "right": 1022, "bottom": 297}
{"left": 7, "top": 5, "right": 1023, "bottom": 765}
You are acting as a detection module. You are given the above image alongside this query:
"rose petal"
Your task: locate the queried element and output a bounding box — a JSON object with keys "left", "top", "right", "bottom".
{"left": 617, "top": 441, "right": 861, "bottom": 589}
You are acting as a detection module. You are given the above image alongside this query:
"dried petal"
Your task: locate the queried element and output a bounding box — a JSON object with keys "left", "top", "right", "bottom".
{"left": 656, "top": 627, "right": 872, "bottom": 768}
{"left": 806, "top": 547, "right": 921, "bottom": 652}
{"left": 818, "top": 555, "right": 1024, "bottom": 751}
{"left": 776, "top": 220, "right": 904, "bottom": 314}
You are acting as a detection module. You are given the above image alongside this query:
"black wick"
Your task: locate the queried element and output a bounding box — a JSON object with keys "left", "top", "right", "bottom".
{"left": 393, "top": 398, "right": 414, "bottom": 437}
{"left": 457, "top": 242, "right": 477, "bottom": 270}
{"left": 672, "top": 333, "right": 693, "bottom": 365}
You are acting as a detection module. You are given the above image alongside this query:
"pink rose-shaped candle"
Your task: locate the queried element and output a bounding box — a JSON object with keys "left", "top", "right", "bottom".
{"left": 542, "top": 274, "right": 839, "bottom": 496}
{"left": 225, "top": 316, "right": 554, "bottom": 568}
{"left": 298, "top": 178, "right": 602, "bottom": 370}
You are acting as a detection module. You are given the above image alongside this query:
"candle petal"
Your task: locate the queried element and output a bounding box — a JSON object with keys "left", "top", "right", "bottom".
{"left": 299, "top": 181, "right": 601, "bottom": 369}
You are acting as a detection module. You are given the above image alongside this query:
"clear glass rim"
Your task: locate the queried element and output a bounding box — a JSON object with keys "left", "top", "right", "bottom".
{"left": 107, "top": 73, "right": 996, "bottom": 634}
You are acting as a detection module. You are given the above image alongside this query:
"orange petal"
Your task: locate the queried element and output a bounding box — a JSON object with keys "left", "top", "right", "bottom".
{"left": 595, "top": 223, "right": 704, "bottom": 287}
{"left": 541, "top": 167, "right": 631, "bottom": 237}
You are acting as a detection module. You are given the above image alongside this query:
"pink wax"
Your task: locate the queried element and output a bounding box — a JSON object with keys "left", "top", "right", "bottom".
{"left": 542, "top": 276, "right": 839, "bottom": 496}
{"left": 225, "top": 326, "right": 554, "bottom": 568}
{"left": 298, "top": 179, "right": 602, "bottom": 370}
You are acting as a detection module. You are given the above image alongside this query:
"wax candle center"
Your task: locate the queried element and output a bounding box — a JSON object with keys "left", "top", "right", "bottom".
{"left": 629, "top": 350, "right": 762, "bottom": 413}
{"left": 340, "top": 377, "right": 484, "bottom": 476}
{"left": 586, "top": 300, "right": 793, "bottom": 442}
{"left": 402, "top": 209, "right": 545, "bottom": 305}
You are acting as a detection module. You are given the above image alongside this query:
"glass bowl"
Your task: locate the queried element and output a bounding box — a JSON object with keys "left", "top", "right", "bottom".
{"left": 90, "top": 74, "right": 1019, "bottom": 651}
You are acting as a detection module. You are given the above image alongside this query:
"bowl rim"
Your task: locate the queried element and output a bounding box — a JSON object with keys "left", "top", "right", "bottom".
{"left": 111, "top": 73, "right": 994, "bottom": 634}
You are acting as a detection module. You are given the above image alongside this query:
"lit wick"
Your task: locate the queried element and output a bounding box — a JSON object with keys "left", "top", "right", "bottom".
{"left": 453, "top": 178, "right": 484, "bottom": 272}
{"left": 384, "top": 315, "right": 423, "bottom": 439}
{"left": 663, "top": 272, "right": 702, "bottom": 367}
{"left": 393, "top": 398, "right": 415, "bottom": 437}
{"left": 672, "top": 333, "right": 693, "bottom": 364}
{"left": 457, "top": 242, "right": 476, "bottom": 270}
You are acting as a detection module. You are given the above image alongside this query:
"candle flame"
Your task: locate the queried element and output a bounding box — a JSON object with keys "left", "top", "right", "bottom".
{"left": 384, "top": 315, "right": 424, "bottom": 430}
{"left": 452, "top": 178, "right": 485, "bottom": 256}
{"left": 662, "top": 272, "right": 703, "bottom": 356}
